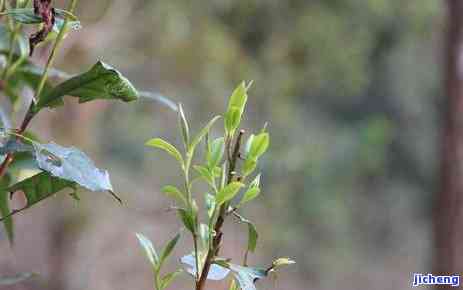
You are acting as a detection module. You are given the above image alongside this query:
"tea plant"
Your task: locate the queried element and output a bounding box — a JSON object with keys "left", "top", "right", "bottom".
{"left": 138, "top": 82, "right": 294, "bottom": 290}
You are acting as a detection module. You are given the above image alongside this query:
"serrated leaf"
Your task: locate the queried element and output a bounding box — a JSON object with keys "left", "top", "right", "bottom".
{"left": 161, "top": 185, "right": 187, "bottom": 206}
{"left": 159, "top": 269, "right": 182, "bottom": 290}
{"left": 136, "top": 233, "right": 159, "bottom": 267}
{"left": 181, "top": 254, "right": 230, "bottom": 280}
{"left": 9, "top": 171, "right": 76, "bottom": 207}
{"left": 159, "top": 232, "right": 181, "bottom": 267}
{"left": 35, "top": 61, "right": 138, "bottom": 112}
{"left": 207, "top": 137, "right": 224, "bottom": 170}
{"left": 215, "top": 182, "right": 244, "bottom": 206}
{"left": 177, "top": 208, "right": 196, "bottom": 234}
{"left": 33, "top": 142, "right": 117, "bottom": 199}
{"left": 247, "top": 133, "right": 269, "bottom": 160}
{"left": 0, "top": 272, "right": 35, "bottom": 286}
{"left": 189, "top": 116, "right": 221, "bottom": 155}
{"left": 146, "top": 138, "right": 184, "bottom": 167}
{"left": 225, "top": 82, "right": 249, "bottom": 134}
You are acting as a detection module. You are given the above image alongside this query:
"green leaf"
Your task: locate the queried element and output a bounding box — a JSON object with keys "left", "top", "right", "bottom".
{"left": 159, "top": 232, "right": 181, "bottom": 267}
{"left": 159, "top": 269, "right": 183, "bottom": 290}
{"left": 35, "top": 61, "right": 139, "bottom": 112}
{"left": 207, "top": 137, "right": 224, "bottom": 170}
{"left": 178, "top": 103, "right": 190, "bottom": 149}
{"left": 193, "top": 165, "right": 215, "bottom": 186}
{"left": 228, "top": 279, "right": 239, "bottom": 290}
{"left": 177, "top": 208, "right": 196, "bottom": 234}
{"left": 0, "top": 272, "right": 36, "bottom": 286}
{"left": 205, "top": 193, "right": 216, "bottom": 219}
{"left": 198, "top": 223, "right": 209, "bottom": 250}
{"left": 238, "top": 175, "right": 261, "bottom": 207}
{"left": 215, "top": 182, "right": 244, "bottom": 206}
{"left": 188, "top": 116, "right": 221, "bottom": 155}
{"left": 0, "top": 174, "right": 13, "bottom": 244}
{"left": 33, "top": 142, "right": 119, "bottom": 202}
{"left": 146, "top": 138, "right": 184, "bottom": 167}
{"left": 242, "top": 158, "right": 257, "bottom": 177}
{"left": 247, "top": 133, "right": 269, "bottom": 160}
{"left": 161, "top": 185, "right": 187, "bottom": 206}
{"left": 233, "top": 213, "right": 258, "bottom": 253}
{"left": 9, "top": 171, "right": 76, "bottom": 208}
{"left": 225, "top": 82, "right": 249, "bottom": 134}
{"left": 136, "top": 233, "right": 159, "bottom": 267}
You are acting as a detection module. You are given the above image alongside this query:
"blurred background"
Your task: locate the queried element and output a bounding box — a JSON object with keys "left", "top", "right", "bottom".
{"left": 0, "top": 0, "right": 444, "bottom": 289}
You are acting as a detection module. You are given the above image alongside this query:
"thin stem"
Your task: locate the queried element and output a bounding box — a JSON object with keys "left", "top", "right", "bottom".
{"left": 196, "top": 130, "right": 244, "bottom": 290}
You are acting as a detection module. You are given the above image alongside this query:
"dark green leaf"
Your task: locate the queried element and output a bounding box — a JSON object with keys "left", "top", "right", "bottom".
{"left": 146, "top": 138, "right": 184, "bottom": 167}
{"left": 159, "top": 232, "right": 181, "bottom": 267}
{"left": 161, "top": 185, "right": 187, "bottom": 206}
{"left": 0, "top": 174, "right": 13, "bottom": 244}
{"left": 136, "top": 233, "right": 159, "bottom": 267}
{"left": 9, "top": 171, "right": 76, "bottom": 207}
{"left": 215, "top": 182, "right": 244, "bottom": 206}
{"left": 35, "top": 61, "right": 138, "bottom": 111}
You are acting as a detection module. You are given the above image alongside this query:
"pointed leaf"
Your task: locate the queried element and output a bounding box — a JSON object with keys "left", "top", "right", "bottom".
{"left": 161, "top": 185, "right": 187, "bottom": 206}
{"left": 146, "top": 138, "right": 184, "bottom": 167}
{"left": 225, "top": 82, "right": 249, "bottom": 134}
{"left": 178, "top": 103, "right": 190, "bottom": 149}
{"left": 35, "top": 61, "right": 138, "bottom": 111}
{"left": 177, "top": 208, "right": 196, "bottom": 234}
{"left": 135, "top": 233, "right": 159, "bottom": 267}
{"left": 159, "top": 232, "right": 181, "bottom": 267}
{"left": 247, "top": 133, "right": 269, "bottom": 160}
{"left": 215, "top": 182, "right": 244, "bottom": 206}
{"left": 189, "top": 116, "right": 221, "bottom": 154}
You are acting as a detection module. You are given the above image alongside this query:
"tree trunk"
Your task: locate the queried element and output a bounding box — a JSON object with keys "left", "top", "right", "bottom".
{"left": 435, "top": 0, "right": 463, "bottom": 280}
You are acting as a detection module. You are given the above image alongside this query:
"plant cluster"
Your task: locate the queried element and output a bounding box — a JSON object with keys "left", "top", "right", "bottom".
{"left": 0, "top": 0, "right": 294, "bottom": 289}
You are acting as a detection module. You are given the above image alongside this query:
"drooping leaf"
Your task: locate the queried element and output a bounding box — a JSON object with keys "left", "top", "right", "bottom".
{"left": 188, "top": 116, "right": 221, "bottom": 154}
{"left": 8, "top": 171, "right": 76, "bottom": 207}
{"left": 33, "top": 142, "right": 116, "bottom": 197}
{"left": 159, "top": 232, "right": 181, "bottom": 267}
{"left": 225, "top": 82, "right": 250, "bottom": 134}
{"left": 181, "top": 254, "right": 230, "bottom": 280}
{"left": 207, "top": 137, "right": 224, "bottom": 170}
{"left": 135, "top": 233, "right": 159, "bottom": 267}
{"left": 159, "top": 269, "right": 183, "bottom": 290}
{"left": 234, "top": 213, "right": 258, "bottom": 253}
{"left": 146, "top": 138, "right": 184, "bottom": 167}
{"left": 161, "top": 185, "right": 187, "bottom": 206}
{"left": 35, "top": 61, "right": 139, "bottom": 111}
{"left": 0, "top": 272, "right": 36, "bottom": 286}
{"left": 215, "top": 182, "right": 244, "bottom": 206}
